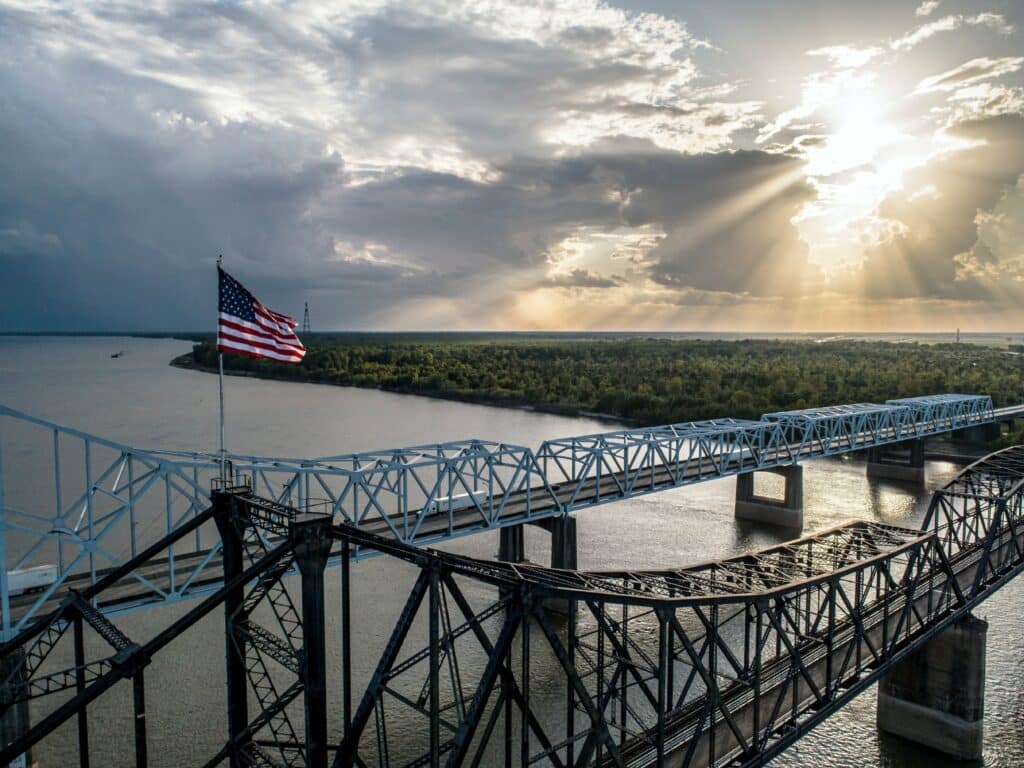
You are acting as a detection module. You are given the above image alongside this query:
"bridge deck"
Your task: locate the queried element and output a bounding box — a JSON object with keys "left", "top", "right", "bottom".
{"left": 5, "top": 447, "right": 1024, "bottom": 768}
{"left": 6, "top": 423, "right": 1018, "bottom": 625}
{"left": 3, "top": 396, "right": 1023, "bottom": 631}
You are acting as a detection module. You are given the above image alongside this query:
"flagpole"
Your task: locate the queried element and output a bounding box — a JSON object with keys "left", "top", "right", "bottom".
{"left": 219, "top": 351, "right": 226, "bottom": 480}
{"left": 217, "top": 255, "right": 227, "bottom": 481}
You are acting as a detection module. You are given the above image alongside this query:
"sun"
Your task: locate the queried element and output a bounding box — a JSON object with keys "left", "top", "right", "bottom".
{"left": 803, "top": 95, "right": 909, "bottom": 178}
{"left": 796, "top": 92, "right": 935, "bottom": 277}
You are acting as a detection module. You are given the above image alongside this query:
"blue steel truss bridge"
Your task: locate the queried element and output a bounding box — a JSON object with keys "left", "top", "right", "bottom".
{"left": 1, "top": 392, "right": 1024, "bottom": 767}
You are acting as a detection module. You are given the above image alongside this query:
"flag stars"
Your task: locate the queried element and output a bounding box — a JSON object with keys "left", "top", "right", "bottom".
{"left": 217, "top": 268, "right": 305, "bottom": 363}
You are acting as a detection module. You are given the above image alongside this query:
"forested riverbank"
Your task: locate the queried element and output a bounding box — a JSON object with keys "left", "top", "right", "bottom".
{"left": 176, "top": 337, "right": 1024, "bottom": 427}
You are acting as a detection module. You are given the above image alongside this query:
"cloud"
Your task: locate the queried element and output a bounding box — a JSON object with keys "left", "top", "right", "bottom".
{"left": 915, "top": 1, "right": 941, "bottom": 17}
{"left": 606, "top": 149, "right": 819, "bottom": 296}
{"left": 890, "top": 13, "right": 1013, "bottom": 51}
{"left": 0, "top": 0, "right": 780, "bottom": 330}
{"left": 756, "top": 67, "right": 875, "bottom": 145}
{"left": 840, "top": 114, "right": 1024, "bottom": 301}
{"left": 915, "top": 57, "right": 1024, "bottom": 94}
{"left": 321, "top": 143, "right": 815, "bottom": 299}
{"left": 0, "top": 0, "right": 743, "bottom": 178}
{"left": 0, "top": 24, "right": 812, "bottom": 329}
{"left": 943, "top": 83, "right": 1024, "bottom": 122}
{"left": 543, "top": 268, "right": 624, "bottom": 289}
{"left": 1, "top": 0, "right": 1022, "bottom": 331}
{"left": 807, "top": 45, "right": 883, "bottom": 69}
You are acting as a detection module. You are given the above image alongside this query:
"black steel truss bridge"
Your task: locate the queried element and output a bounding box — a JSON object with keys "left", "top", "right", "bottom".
{"left": 3, "top": 440, "right": 1024, "bottom": 767}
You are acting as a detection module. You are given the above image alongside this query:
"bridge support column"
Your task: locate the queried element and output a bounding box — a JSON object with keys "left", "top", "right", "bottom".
{"left": 213, "top": 491, "right": 249, "bottom": 767}
{"left": 866, "top": 439, "right": 925, "bottom": 484}
{"left": 541, "top": 516, "right": 577, "bottom": 616}
{"left": 498, "top": 524, "right": 525, "bottom": 563}
{"left": 955, "top": 422, "right": 1001, "bottom": 444}
{"left": 293, "top": 516, "right": 333, "bottom": 768}
{"left": 547, "top": 516, "right": 578, "bottom": 571}
{"left": 497, "top": 519, "right": 578, "bottom": 615}
{"left": 877, "top": 614, "right": 987, "bottom": 760}
{"left": 1, "top": 647, "right": 34, "bottom": 768}
{"left": 734, "top": 466, "right": 803, "bottom": 529}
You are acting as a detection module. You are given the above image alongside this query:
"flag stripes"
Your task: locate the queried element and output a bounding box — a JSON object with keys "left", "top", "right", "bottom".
{"left": 217, "top": 267, "right": 306, "bottom": 363}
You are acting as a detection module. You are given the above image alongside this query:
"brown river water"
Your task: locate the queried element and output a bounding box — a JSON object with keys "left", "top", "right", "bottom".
{"left": 0, "top": 335, "right": 1022, "bottom": 767}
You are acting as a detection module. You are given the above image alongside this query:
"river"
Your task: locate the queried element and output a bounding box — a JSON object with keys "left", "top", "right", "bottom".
{"left": 0, "top": 335, "right": 1021, "bottom": 767}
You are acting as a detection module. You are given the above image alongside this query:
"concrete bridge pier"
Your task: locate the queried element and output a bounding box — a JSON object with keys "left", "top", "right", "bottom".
{"left": 1, "top": 646, "right": 35, "bottom": 768}
{"left": 497, "top": 524, "right": 525, "bottom": 563}
{"left": 497, "top": 517, "right": 578, "bottom": 570}
{"left": 497, "top": 517, "right": 578, "bottom": 615}
{"left": 954, "top": 422, "right": 1002, "bottom": 444}
{"left": 877, "top": 614, "right": 987, "bottom": 760}
{"left": 866, "top": 438, "right": 925, "bottom": 484}
{"left": 540, "top": 516, "right": 578, "bottom": 571}
{"left": 734, "top": 465, "right": 803, "bottom": 529}
{"left": 536, "top": 516, "right": 578, "bottom": 616}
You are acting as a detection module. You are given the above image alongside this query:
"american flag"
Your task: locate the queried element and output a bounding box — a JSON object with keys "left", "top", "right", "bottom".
{"left": 217, "top": 267, "right": 306, "bottom": 362}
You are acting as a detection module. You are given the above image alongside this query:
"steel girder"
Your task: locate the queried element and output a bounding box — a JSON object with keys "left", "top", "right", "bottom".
{"left": 761, "top": 403, "right": 916, "bottom": 458}
{"left": 326, "top": 447, "right": 1024, "bottom": 768}
{"left": 536, "top": 419, "right": 790, "bottom": 511}
{"left": 0, "top": 485, "right": 335, "bottom": 768}
{"left": 0, "top": 406, "right": 559, "bottom": 633}
{"left": 0, "top": 393, "right": 1012, "bottom": 632}
{"left": 535, "top": 394, "right": 995, "bottom": 508}
{"left": 4, "top": 446, "right": 1024, "bottom": 766}
{"left": 885, "top": 393, "right": 994, "bottom": 429}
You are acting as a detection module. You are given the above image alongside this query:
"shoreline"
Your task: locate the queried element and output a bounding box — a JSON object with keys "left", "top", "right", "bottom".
{"left": 170, "top": 352, "right": 628, "bottom": 426}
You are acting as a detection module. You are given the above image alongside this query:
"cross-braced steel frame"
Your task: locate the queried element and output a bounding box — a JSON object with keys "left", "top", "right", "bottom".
{"left": 4, "top": 446, "right": 1024, "bottom": 767}
{"left": 0, "top": 393, "right": 1013, "bottom": 632}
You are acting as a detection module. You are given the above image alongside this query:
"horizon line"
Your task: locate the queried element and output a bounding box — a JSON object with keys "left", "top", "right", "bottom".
{"left": 0, "top": 330, "right": 1013, "bottom": 337}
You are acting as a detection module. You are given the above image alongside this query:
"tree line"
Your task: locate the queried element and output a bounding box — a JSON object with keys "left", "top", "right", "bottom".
{"left": 187, "top": 336, "right": 1024, "bottom": 426}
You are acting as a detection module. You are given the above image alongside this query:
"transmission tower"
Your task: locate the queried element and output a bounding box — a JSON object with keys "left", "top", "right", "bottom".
{"left": 302, "top": 302, "right": 311, "bottom": 334}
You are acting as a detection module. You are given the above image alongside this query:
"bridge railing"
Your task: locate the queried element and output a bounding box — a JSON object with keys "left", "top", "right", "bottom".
{"left": 0, "top": 392, "right": 1002, "bottom": 632}
{"left": 6, "top": 443, "right": 1024, "bottom": 767}
{"left": 536, "top": 418, "right": 794, "bottom": 508}
{"left": 0, "top": 405, "right": 563, "bottom": 632}
{"left": 0, "top": 406, "right": 215, "bottom": 637}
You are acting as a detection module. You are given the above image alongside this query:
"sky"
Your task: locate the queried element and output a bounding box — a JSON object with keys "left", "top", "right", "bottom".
{"left": 1, "top": 0, "right": 1023, "bottom": 333}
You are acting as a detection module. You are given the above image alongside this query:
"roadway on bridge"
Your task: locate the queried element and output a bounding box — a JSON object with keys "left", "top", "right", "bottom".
{"left": 7, "top": 440, "right": 1024, "bottom": 768}
{"left": 9, "top": 402, "right": 1024, "bottom": 628}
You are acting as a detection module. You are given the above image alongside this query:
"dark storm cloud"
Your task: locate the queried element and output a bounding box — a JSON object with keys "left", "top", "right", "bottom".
{"left": 0, "top": 0, "right": 787, "bottom": 330}
{"left": 541, "top": 269, "right": 625, "bottom": 289}
{"left": 0, "top": 47, "right": 342, "bottom": 329}
{"left": 613, "top": 150, "right": 817, "bottom": 295}
{"left": 0, "top": 71, "right": 808, "bottom": 331}
{"left": 319, "top": 143, "right": 815, "bottom": 302}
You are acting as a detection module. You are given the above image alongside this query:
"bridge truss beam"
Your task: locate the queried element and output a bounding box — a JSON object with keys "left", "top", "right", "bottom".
{"left": 2, "top": 447, "right": 1024, "bottom": 766}
{"left": 0, "top": 394, "right": 1010, "bottom": 630}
